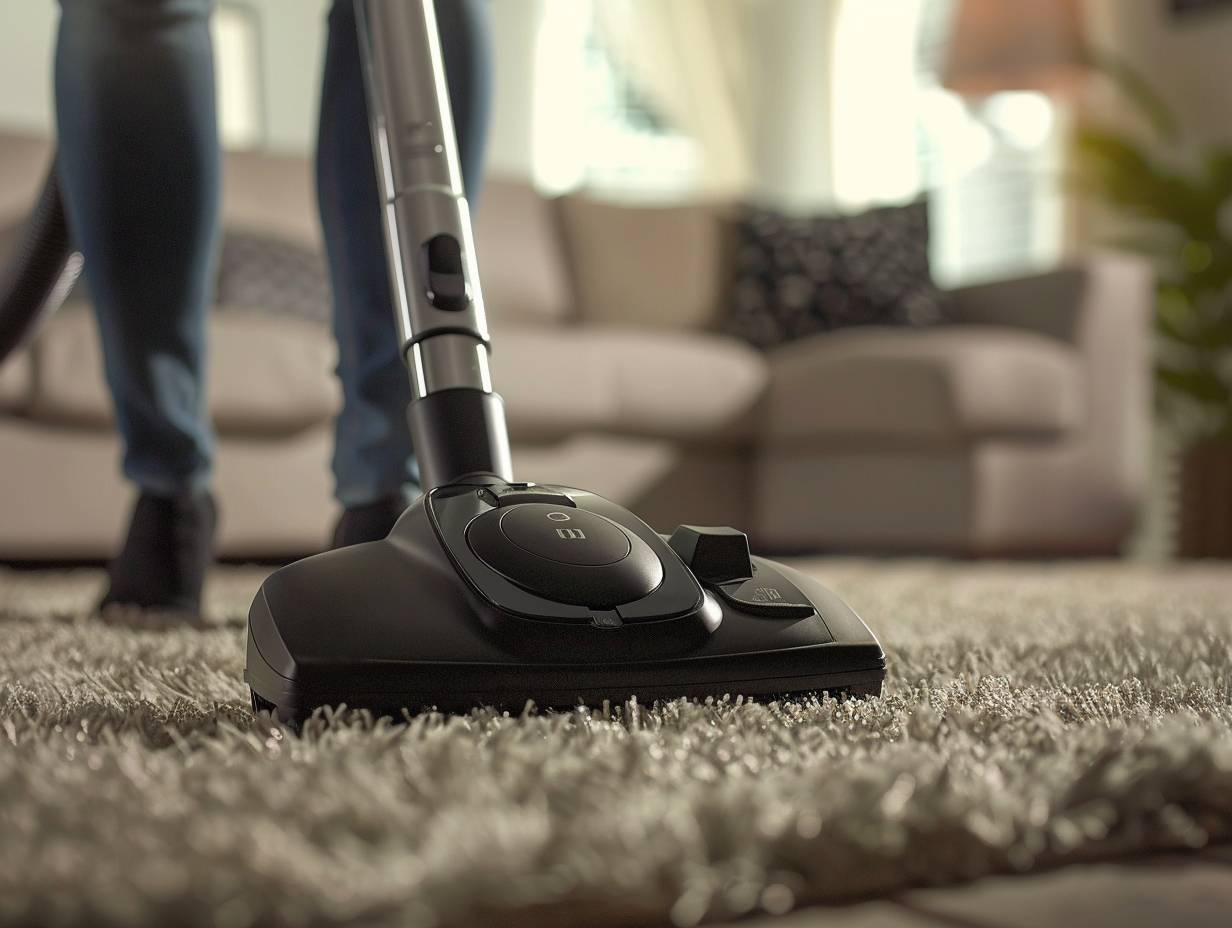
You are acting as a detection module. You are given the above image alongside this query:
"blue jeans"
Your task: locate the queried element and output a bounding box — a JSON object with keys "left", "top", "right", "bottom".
{"left": 54, "top": 0, "right": 490, "bottom": 505}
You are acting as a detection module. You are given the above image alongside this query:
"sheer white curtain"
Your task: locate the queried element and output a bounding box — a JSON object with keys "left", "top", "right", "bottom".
{"left": 593, "top": 0, "right": 754, "bottom": 196}
{"left": 594, "top": 0, "right": 847, "bottom": 206}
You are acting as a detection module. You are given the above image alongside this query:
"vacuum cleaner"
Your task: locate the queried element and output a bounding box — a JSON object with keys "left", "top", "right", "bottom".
{"left": 0, "top": 0, "right": 884, "bottom": 723}
{"left": 245, "top": 0, "right": 884, "bottom": 722}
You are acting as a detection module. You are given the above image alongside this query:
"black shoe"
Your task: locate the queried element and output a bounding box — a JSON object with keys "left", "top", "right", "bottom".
{"left": 99, "top": 489, "right": 217, "bottom": 616}
{"left": 331, "top": 494, "right": 408, "bottom": 549}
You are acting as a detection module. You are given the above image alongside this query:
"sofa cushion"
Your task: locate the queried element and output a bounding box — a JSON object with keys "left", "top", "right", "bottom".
{"left": 556, "top": 194, "right": 727, "bottom": 331}
{"left": 473, "top": 178, "right": 575, "bottom": 325}
{"left": 492, "top": 324, "right": 766, "bottom": 444}
{"left": 27, "top": 308, "right": 338, "bottom": 436}
{"left": 764, "top": 326, "right": 1084, "bottom": 445}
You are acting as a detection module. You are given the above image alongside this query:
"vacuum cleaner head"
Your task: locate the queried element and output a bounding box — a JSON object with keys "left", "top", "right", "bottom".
{"left": 246, "top": 480, "right": 885, "bottom": 723}
{"left": 246, "top": 2, "right": 884, "bottom": 723}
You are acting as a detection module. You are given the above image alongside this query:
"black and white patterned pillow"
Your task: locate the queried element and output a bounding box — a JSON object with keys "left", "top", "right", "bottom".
{"left": 723, "top": 200, "right": 951, "bottom": 349}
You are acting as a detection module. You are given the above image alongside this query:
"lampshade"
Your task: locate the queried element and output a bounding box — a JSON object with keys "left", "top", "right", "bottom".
{"left": 942, "top": 0, "right": 1089, "bottom": 96}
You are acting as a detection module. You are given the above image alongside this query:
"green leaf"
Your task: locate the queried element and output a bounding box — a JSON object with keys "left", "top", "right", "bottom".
{"left": 1155, "top": 310, "right": 1192, "bottom": 345}
{"left": 1202, "top": 149, "right": 1232, "bottom": 200}
{"left": 1102, "top": 230, "right": 1179, "bottom": 259}
{"left": 1156, "top": 364, "right": 1231, "bottom": 405}
{"left": 1073, "top": 130, "right": 1204, "bottom": 231}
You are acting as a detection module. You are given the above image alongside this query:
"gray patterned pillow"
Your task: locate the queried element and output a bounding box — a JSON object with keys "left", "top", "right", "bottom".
{"left": 723, "top": 199, "right": 951, "bottom": 349}
{"left": 215, "top": 229, "right": 331, "bottom": 325}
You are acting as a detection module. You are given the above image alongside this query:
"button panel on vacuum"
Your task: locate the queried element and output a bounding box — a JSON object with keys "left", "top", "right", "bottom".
{"left": 465, "top": 502, "right": 664, "bottom": 609}
{"left": 499, "top": 504, "right": 630, "bottom": 566}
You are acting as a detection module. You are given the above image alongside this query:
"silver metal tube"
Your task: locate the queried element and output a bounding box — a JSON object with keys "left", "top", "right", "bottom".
{"left": 356, "top": 0, "right": 492, "bottom": 400}
{"left": 409, "top": 334, "right": 494, "bottom": 396}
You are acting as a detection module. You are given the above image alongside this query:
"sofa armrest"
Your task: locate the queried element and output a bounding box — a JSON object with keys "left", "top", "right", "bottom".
{"left": 948, "top": 253, "right": 1154, "bottom": 347}
{"left": 948, "top": 255, "right": 1154, "bottom": 434}
{"left": 952, "top": 251, "right": 1155, "bottom": 471}
{"left": 956, "top": 252, "right": 1155, "bottom": 547}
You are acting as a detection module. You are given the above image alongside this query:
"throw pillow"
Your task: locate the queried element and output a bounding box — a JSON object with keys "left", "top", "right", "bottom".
{"left": 215, "top": 228, "right": 331, "bottom": 326}
{"left": 723, "top": 199, "right": 951, "bottom": 349}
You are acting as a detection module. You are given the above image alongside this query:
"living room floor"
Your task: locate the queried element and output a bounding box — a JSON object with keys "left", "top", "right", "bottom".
{"left": 2, "top": 558, "right": 1230, "bottom": 927}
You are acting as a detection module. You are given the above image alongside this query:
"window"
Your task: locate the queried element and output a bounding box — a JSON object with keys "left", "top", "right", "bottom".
{"left": 831, "top": 0, "right": 1064, "bottom": 285}
{"left": 531, "top": 0, "right": 699, "bottom": 197}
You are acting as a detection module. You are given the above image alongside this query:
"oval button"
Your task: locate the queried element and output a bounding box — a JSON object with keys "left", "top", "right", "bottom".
{"left": 466, "top": 504, "right": 664, "bottom": 608}
{"left": 499, "top": 504, "right": 631, "bottom": 566}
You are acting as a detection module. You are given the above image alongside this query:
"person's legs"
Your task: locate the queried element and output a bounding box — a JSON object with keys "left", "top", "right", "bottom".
{"left": 55, "top": 0, "right": 219, "bottom": 611}
{"left": 317, "top": 0, "right": 491, "bottom": 544}
{"left": 56, "top": 0, "right": 219, "bottom": 495}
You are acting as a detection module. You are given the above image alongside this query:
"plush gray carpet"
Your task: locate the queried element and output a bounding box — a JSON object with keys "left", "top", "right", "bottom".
{"left": 1, "top": 561, "right": 1231, "bottom": 928}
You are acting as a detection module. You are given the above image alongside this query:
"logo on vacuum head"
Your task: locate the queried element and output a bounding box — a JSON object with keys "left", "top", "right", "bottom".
{"left": 749, "top": 586, "right": 783, "bottom": 602}
{"left": 546, "top": 512, "right": 572, "bottom": 522}
{"left": 556, "top": 528, "right": 587, "bottom": 540}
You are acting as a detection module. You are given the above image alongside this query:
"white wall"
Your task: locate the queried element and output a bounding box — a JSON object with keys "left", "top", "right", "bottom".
{"left": 0, "top": 1, "right": 57, "bottom": 137}
{"left": 245, "top": 0, "right": 328, "bottom": 152}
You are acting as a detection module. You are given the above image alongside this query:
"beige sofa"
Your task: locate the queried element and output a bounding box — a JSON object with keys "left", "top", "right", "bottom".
{"left": 0, "top": 131, "right": 1152, "bottom": 558}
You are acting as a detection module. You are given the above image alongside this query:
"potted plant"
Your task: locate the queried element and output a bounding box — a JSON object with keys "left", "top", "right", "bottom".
{"left": 1075, "top": 62, "right": 1232, "bottom": 557}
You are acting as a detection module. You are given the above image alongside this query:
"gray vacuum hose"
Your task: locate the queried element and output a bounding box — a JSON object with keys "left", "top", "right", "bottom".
{"left": 0, "top": 155, "right": 82, "bottom": 365}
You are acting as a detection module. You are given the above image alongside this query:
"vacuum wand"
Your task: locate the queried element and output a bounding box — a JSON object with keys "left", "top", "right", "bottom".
{"left": 356, "top": 0, "right": 513, "bottom": 491}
